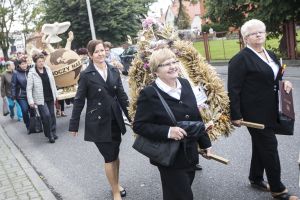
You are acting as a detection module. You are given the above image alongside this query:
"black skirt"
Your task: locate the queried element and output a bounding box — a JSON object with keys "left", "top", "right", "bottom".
{"left": 94, "top": 120, "right": 121, "bottom": 163}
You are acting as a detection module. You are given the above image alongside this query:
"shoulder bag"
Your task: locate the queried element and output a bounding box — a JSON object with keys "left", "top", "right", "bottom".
{"left": 133, "top": 86, "right": 206, "bottom": 166}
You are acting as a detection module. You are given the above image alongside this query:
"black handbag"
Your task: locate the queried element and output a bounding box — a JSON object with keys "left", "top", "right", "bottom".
{"left": 132, "top": 135, "right": 180, "bottom": 167}
{"left": 151, "top": 86, "right": 206, "bottom": 140}
{"left": 28, "top": 108, "right": 43, "bottom": 134}
{"left": 275, "top": 112, "right": 294, "bottom": 135}
{"left": 132, "top": 86, "right": 206, "bottom": 166}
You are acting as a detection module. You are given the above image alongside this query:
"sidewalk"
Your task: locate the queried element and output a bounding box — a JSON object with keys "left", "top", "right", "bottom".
{"left": 0, "top": 125, "right": 56, "bottom": 200}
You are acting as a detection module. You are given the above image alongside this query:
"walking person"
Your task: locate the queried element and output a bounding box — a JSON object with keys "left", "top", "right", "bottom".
{"left": 133, "top": 48, "right": 212, "bottom": 200}
{"left": 1, "top": 61, "right": 22, "bottom": 121}
{"left": 11, "top": 58, "right": 32, "bottom": 132}
{"left": 56, "top": 100, "right": 67, "bottom": 117}
{"left": 69, "top": 40, "right": 131, "bottom": 200}
{"left": 228, "top": 19, "right": 298, "bottom": 200}
{"left": 26, "top": 53, "right": 58, "bottom": 143}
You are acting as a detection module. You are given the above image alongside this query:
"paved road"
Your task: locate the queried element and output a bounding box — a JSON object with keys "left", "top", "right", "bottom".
{"left": 1, "top": 67, "right": 299, "bottom": 200}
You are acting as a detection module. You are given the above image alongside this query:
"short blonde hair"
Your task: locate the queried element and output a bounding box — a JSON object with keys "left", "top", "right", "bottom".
{"left": 241, "top": 19, "right": 266, "bottom": 40}
{"left": 149, "top": 48, "right": 176, "bottom": 72}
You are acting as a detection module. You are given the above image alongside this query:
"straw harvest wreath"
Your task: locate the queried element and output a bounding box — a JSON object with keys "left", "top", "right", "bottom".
{"left": 128, "top": 17, "right": 233, "bottom": 140}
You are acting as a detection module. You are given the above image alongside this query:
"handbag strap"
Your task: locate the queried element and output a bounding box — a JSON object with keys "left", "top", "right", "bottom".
{"left": 150, "top": 85, "right": 177, "bottom": 125}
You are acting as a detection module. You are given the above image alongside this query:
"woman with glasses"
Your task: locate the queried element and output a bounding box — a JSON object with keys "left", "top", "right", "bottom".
{"left": 228, "top": 19, "right": 298, "bottom": 200}
{"left": 133, "top": 48, "right": 212, "bottom": 200}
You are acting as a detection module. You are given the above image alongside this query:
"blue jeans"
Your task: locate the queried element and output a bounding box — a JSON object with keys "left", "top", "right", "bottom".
{"left": 37, "top": 100, "right": 56, "bottom": 138}
{"left": 7, "top": 97, "right": 22, "bottom": 120}
{"left": 17, "top": 99, "right": 33, "bottom": 129}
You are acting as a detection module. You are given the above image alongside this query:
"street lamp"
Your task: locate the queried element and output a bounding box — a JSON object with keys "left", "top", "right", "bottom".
{"left": 86, "top": 0, "right": 96, "bottom": 40}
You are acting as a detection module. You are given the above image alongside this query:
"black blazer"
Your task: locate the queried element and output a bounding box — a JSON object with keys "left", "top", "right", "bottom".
{"left": 133, "top": 78, "right": 211, "bottom": 169}
{"left": 228, "top": 47, "right": 282, "bottom": 127}
{"left": 69, "top": 62, "right": 130, "bottom": 142}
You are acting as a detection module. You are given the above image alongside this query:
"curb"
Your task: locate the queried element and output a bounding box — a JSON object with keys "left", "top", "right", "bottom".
{"left": 0, "top": 125, "right": 57, "bottom": 200}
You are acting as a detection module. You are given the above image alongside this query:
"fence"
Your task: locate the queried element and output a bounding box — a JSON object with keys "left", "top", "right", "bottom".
{"left": 190, "top": 27, "right": 300, "bottom": 62}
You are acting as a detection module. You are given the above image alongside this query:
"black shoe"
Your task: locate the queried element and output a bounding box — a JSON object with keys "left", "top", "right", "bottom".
{"left": 120, "top": 189, "right": 126, "bottom": 197}
{"left": 195, "top": 164, "right": 203, "bottom": 171}
{"left": 250, "top": 180, "right": 270, "bottom": 191}
{"left": 49, "top": 137, "right": 55, "bottom": 143}
{"left": 27, "top": 129, "right": 31, "bottom": 135}
{"left": 53, "top": 134, "right": 58, "bottom": 140}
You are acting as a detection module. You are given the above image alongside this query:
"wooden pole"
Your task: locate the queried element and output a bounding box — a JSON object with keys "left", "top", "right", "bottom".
{"left": 240, "top": 121, "right": 265, "bottom": 129}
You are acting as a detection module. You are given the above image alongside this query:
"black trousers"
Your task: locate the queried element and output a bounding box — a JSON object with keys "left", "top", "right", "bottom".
{"left": 38, "top": 100, "right": 56, "bottom": 138}
{"left": 248, "top": 127, "right": 286, "bottom": 193}
{"left": 158, "top": 166, "right": 195, "bottom": 200}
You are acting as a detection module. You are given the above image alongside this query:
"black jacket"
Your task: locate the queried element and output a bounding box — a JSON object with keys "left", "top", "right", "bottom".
{"left": 133, "top": 78, "right": 211, "bottom": 169}
{"left": 228, "top": 47, "right": 281, "bottom": 127}
{"left": 11, "top": 67, "right": 29, "bottom": 100}
{"left": 69, "top": 63, "right": 130, "bottom": 142}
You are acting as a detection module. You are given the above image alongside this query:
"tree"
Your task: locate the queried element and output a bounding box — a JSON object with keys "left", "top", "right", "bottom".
{"left": 17, "top": 0, "right": 44, "bottom": 51}
{"left": 41, "top": 0, "right": 155, "bottom": 48}
{"left": 175, "top": 4, "right": 190, "bottom": 29}
{"left": 204, "top": 0, "right": 250, "bottom": 28}
{"left": 0, "top": 0, "right": 21, "bottom": 60}
{"left": 247, "top": 0, "right": 300, "bottom": 57}
{"left": 205, "top": 0, "right": 300, "bottom": 57}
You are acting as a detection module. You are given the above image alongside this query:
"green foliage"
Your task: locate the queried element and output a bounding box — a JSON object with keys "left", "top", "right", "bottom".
{"left": 205, "top": 0, "right": 250, "bottom": 28}
{"left": 0, "top": 0, "right": 22, "bottom": 60}
{"left": 205, "top": 0, "right": 300, "bottom": 56}
{"left": 42, "top": 0, "right": 155, "bottom": 48}
{"left": 175, "top": 4, "right": 191, "bottom": 29}
{"left": 247, "top": 0, "right": 300, "bottom": 35}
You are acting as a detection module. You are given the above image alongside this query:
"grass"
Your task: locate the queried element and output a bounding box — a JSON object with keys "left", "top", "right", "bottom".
{"left": 193, "top": 30, "right": 300, "bottom": 60}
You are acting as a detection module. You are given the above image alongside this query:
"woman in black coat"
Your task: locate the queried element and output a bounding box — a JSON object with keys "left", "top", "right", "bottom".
{"left": 133, "top": 48, "right": 212, "bottom": 200}
{"left": 228, "top": 19, "right": 297, "bottom": 200}
{"left": 69, "top": 40, "right": 130, "bottom": 200}
{"left": 11, "top": 58, "right": 32, "bottom": 132}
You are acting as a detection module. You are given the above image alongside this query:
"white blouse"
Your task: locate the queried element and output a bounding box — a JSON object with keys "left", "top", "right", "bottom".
{"left": 247, "top": 45, "right": 279, "bottom": 79}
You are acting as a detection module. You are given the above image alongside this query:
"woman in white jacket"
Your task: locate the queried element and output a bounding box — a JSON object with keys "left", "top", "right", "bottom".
{"left": 27, "top": 53, "right": 58, "bottom": 143}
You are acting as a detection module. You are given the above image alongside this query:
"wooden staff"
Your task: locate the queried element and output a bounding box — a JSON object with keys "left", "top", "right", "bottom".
{"left": 209, "top": 154, "right": 230, "bottom": 165}
{"left": 198, "top": 150, "right": 230, "bottom": 165}
{"left": 240, "top": 121, "right": 265, "bottom": 129}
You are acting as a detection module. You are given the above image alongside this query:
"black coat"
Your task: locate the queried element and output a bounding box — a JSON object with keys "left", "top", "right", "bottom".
{"left": 228, "top": 47, "right": 282, "bottom": 127}
{"left": 11, "top": 68, "right": 29, "bottom": 100}
{"left": 133, "top": 78, "right": 211, "bottom": 169}
{"left": 69, "top": 63, "right": 130, "bottom": 142}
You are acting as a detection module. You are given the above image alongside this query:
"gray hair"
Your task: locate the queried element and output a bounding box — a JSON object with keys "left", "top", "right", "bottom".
{"left": 241, "top": 19, "right": 266, "bottom": 39}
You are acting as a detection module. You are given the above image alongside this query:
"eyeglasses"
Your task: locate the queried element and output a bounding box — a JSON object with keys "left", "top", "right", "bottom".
{"left": 158, "top": 60, "right": 179, "bottom": 67}
{"left": 246, "top": 31, "right": 266, "bottom": 37}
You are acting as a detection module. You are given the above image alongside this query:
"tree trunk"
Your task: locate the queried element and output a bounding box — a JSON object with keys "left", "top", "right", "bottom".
{"left": 280, "top": 20, "right": 296, "bottom": 59}
{"left": 176, "top": 0, "right": 183, "bottom": 25}
{"left": 279, "top": 26, "right": 287, "bottom": 57}
{"left": 2, "top": 48, "right": 9, "bottom": 61}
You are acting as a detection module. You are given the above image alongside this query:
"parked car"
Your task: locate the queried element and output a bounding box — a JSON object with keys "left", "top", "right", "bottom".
{"left": 111, "top": 47, "right": 124, "bottom": 56}
{"left": 120, "top": 45, "right": 137, "bottom": 75}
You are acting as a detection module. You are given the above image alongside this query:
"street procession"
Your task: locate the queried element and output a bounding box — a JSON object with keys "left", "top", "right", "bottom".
{"left": 0, "top": 0, "right": 299, "bottom": 200}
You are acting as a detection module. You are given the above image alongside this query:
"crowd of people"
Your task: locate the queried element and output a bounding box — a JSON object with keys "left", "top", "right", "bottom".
{"left": 1, "top": 18, "right": 298, "bottom": 200}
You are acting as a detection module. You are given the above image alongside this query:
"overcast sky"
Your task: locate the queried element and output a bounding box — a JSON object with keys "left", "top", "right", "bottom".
{"left": 149, "top": 0, "right": 172, "bottom": 16}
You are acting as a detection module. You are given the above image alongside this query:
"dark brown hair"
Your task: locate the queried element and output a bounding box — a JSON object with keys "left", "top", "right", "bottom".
{"left": 32, "top": 53, "right": 45, "bottom": 63}
{"left": 77, "top": 48, "right": 88, "bottom": 55}
{"left": 18, "top": 57, "right": 27, "bottom": 64}
{"left": 103, "top": 41, "right": 112, "bottom": 49}
{"left": 86, "top": 40, "right": 103, "bottom": 55}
